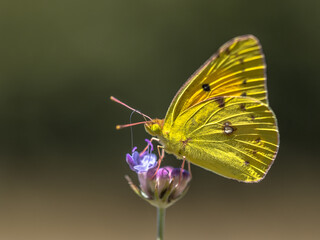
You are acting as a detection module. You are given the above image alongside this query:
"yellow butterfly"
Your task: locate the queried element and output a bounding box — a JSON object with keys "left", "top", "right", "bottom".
{"left": 113, "top": 35, "right": 279, "bottom": 183}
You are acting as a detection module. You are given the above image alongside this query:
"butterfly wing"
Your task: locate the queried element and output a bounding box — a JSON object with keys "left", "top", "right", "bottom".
{"left": 166, "top": 96, "right": 279, "bottom": 182}
{"left": 164, "top": 35, "right": 267, "bottom": 127}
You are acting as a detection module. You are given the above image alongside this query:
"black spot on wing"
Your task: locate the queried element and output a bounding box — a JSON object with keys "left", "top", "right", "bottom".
{"left": 225, "top": 47, "right": 230, "bottom": 55}
{"left": 214, "top": 96, "right": 225, "bottom": 108}
{"left": 202, "top": 84, "right": 211, "bottom": 92}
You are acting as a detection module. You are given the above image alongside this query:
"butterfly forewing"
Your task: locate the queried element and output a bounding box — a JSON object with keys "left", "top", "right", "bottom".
{"left": 166, "top": 96, "right": 279, "bottom": 182}
{"left": 165, "top": 35, "right": 267, "bottom": 127}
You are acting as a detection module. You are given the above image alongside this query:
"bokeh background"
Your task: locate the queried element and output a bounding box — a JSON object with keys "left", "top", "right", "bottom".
{"left": 0, "top": 0, "right": 319, "bottom": 239}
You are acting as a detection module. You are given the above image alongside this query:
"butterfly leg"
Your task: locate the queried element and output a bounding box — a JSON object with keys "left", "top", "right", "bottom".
{"left": 139, "top": 137, "right": 160, "bottom": 156}
{"left": 188, "top": 160, "right": 192, "bottom": 178}
{"left": 179, "top": 157, "right": 192, "bottom": 182}
{"left": 179, "top": 156, "right": 186, "bottom": 183}
{"left": 152, "top": 145, "right": 165, "bottom": 178}
{"left": 181, "top": 157, "right": 185, "bottom": 169}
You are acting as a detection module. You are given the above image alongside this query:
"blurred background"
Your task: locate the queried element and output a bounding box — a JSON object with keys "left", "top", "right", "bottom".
{"left": 0, "top": 0, "right": 319, "bottom": 239}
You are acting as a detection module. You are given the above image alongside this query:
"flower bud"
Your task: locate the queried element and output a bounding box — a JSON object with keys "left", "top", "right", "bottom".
{"left": 127, "top": 165, "right": 191, "bottom": 208}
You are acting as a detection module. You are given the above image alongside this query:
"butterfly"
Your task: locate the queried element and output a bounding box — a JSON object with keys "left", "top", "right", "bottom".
{"left": 113, "top": 35, "right": 279, "bottom": 183}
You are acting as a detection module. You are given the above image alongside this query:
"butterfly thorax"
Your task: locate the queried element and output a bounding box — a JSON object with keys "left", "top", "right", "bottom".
{"left": 145, "top": 118, "right": 186, "bottom": 159}
{"left": 145, "top": 119, "right": 171, "bottom": 149}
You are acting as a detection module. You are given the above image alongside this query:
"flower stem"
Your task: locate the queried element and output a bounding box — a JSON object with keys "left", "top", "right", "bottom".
{"left": 156, "top": 207, "right": 166, "bottom": 240}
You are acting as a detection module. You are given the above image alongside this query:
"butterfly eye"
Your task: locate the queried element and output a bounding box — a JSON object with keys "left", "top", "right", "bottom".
{"left": 146, "top": 123, "right": 161, "bottom": 136}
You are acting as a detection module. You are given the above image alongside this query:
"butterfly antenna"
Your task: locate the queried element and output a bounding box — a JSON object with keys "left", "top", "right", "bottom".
{"left": 110, "top": 96, "right": 152, "bottom": 121}
{"left": 116, "top": 121, "right": 148, "bottom": 130}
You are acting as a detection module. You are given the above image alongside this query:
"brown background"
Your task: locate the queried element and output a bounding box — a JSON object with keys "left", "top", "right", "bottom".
{"left": 0, "top": 0, "right": 319, "bottom": 239}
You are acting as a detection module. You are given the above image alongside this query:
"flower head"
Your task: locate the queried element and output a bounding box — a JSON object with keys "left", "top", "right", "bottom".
{"left": 126, "top": 139, "right": 157, "bottom": 173}
{"left": 126, "top": 165, "right": 191, "bottom": 208}
{"left": 125, "top": 139, "right": 192, "bottom": 208}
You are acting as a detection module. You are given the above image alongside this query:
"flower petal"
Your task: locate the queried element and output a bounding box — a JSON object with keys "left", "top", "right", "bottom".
{"left": 126, "top": 153, "right": 135, "bottom": 171}
{"left": 132, "top": 146, "right": 137, "bottom": 153}
{"left": 171, "top": 168, "right": 191, "bottom": 198}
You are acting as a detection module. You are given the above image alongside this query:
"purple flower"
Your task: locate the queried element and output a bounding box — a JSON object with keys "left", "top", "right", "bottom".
{"left": 126, "top": 166, "right": 192, "bottom": 208}
{"left": 126, "top": 139, "right": 157, "bottom": 173}
{"left": 124, "top": 139, "right": 192, "bottom": 208}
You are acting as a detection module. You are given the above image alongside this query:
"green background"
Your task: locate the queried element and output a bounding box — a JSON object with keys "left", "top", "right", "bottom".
{"left": 0, "top": 0, "right": 319, "bottom": 239}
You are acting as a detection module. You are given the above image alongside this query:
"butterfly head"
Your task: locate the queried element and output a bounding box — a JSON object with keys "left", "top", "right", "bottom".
{"left": 144, "top": 119, "right": 164, "bottom": 136}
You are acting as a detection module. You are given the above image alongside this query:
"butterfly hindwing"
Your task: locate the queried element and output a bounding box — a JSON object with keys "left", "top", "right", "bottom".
{"left": 164, "top": 96, "right": 279, "bottom": 182}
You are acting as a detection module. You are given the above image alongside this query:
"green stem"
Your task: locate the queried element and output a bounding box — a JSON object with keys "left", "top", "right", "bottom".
{"left": 156, "top": 207, "right": 166, "bottom": 240}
